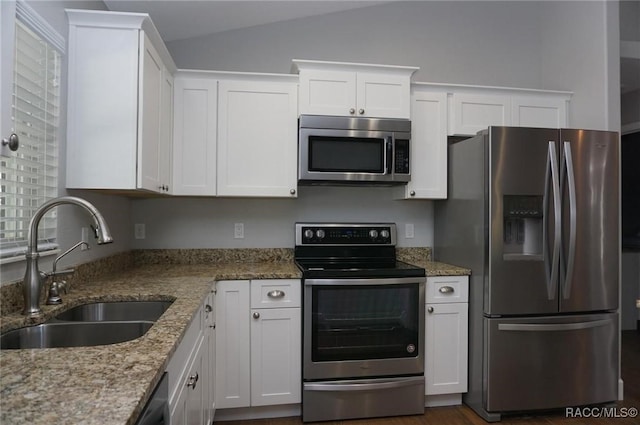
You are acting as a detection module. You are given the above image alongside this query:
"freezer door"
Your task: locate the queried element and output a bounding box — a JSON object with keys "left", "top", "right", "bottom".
{"left": 559, "top": 129, "right": 619, "bottom": 312}
{"left": 488, "top": 127, "right": 560, "bottom": 315}
{"left": 485, "top": 313, "right": 618, "bottom": 412}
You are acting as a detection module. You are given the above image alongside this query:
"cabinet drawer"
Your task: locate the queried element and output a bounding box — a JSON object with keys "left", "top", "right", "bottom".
{"left": 250, "top": 279, "right": 301, "bottom": 309}
{"left": 426, "top": 276, "right": 468, "bottom": 304}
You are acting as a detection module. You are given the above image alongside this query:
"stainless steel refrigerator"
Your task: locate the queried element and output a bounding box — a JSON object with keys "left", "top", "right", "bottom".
{"left": 434, "top": 126, "right": 619, "bottom": 422}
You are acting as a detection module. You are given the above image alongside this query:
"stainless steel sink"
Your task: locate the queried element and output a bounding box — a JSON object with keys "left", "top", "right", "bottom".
{"left": 0, "top": 321, "right": 154, "bottom": 349}
{"left": 54, "top": 300, "right": 173, "bottom": 322}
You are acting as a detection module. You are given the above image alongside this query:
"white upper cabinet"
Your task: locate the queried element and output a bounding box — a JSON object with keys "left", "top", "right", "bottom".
{"left": 172, "top": 74, "right": 218, "bottom": 196}
{"left": 217, "top": 77, "right": 299, "bottom": 197}
{"left": 396, "top": 86, "right": 448, "bottom": 200}
{"left": 66, "top": 9, "right": 176, "bottom": 193}
{"left": 448, "top": 85, "right": 571, "bottom": 136}
{"left": 293, "top": 60, "right": 418, "bottom": 119}
{"left": 511, "top": 94, "right": 569, "bottom": 129}
{"left": 450, "top": 92, "right": 511, "bottom": 136}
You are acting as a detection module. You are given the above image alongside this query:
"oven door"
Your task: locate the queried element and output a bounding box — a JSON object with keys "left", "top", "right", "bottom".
{"left": 303, "top": 277, "right": 425, "bottom": 380}
{"left": 299, "top": 128, "right": 399, "bottom": 183}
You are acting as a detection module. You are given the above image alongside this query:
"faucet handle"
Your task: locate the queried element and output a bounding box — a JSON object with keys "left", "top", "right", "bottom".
{"left": 46, "top": 280, "right": 66, "bottom": 305}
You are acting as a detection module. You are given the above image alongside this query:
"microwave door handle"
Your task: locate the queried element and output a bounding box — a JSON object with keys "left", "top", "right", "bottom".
{"left": 384, "top": 136, "right": 393, "bottom": 175}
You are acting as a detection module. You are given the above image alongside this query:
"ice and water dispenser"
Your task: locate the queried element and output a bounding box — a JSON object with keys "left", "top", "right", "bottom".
{"left": 503, "top": 195, "right": 543, "bottom": 259}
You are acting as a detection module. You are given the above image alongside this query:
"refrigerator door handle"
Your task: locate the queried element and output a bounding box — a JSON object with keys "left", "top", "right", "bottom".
{"left": 543, "top": 141, "right": 561, "bottom": 300}
{"left": 498, "top": 319, "right": 611, "bottom": 332}
{"left": 562, "top": 142, "right": 577, "bottom": 299}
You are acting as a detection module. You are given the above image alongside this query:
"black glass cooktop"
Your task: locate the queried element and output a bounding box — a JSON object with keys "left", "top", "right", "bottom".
{"left": 295, "top": 259, "right": 425, "bottom": 279}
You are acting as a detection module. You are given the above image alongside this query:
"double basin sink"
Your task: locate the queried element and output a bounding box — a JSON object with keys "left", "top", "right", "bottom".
{"left": 0, "top": 300, "right": 173, "bottom": 350}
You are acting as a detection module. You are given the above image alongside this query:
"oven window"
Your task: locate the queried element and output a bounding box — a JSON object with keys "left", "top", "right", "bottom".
{"left": 308, "top": 136, "right": 384, "bottom": 173}
{"left": 311, "top": 284, "right": 419, "bottom": 362}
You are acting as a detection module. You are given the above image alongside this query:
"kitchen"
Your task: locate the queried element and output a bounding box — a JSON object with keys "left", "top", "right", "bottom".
{"left": 1, "top": 0, "right": 638, "bottom": 424}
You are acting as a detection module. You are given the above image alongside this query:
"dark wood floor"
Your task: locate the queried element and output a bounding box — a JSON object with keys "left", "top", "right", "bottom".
{"left": 222, "top": 331, "right": 640, "bottom": 425}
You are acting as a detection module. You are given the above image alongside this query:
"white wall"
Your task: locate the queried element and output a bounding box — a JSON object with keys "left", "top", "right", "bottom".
{"left": 131, "top": 187, "right": 433, "bottom": 249}
{"left": 168, "top": 1, "right": 545, "bottom": 88}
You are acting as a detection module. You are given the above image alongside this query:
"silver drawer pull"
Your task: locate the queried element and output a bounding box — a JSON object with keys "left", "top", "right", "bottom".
{"left": 438, "top": 286, "right": 454, "bottom": 294}
{"left": 187, "top": 373, "right": 199, "bottom": 389}
{"left": 267, "top": 289, "right": 285, "bottom": 298}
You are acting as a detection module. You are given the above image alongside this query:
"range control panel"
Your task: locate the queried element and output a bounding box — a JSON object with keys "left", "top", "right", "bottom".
{"left": 296, "top": 223, "right": 397, "bottom": 246}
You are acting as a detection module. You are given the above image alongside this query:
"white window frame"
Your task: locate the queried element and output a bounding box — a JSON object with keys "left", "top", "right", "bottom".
{"left": 0, "top": 0, "right": 65, "bottom": 264}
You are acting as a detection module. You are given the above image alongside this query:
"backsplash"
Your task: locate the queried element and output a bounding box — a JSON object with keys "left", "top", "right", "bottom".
{"left": 1, "top": 247, "right": 431, "bottom": 314}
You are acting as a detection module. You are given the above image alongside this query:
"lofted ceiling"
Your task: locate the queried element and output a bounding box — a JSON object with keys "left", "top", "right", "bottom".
{"left": 103, "top": 0, "right": 391, "bottom": 42}
{"left": 104, "top": 0, "right": 639, "bottom": 94}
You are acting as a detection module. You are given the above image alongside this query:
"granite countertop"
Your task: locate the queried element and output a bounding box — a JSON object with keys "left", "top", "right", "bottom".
{"left": 0, "top": 254, "right": 469, "bottom": 425}
{"left": 0, "top": 261, "right": 300, "bottom": 425}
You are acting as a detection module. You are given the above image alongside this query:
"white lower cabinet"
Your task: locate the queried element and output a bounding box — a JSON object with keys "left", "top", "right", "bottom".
{"left": 215, "top": 280, "right": 301, "bottom": 410}
{"left": 204, "top": 287, "right": 216, "bottom": 424}
{"left": 167, "top": 285, "right": 215, "bottom": 425}
{"left": 425, "top": 276, "right": 469, "bottom": 406}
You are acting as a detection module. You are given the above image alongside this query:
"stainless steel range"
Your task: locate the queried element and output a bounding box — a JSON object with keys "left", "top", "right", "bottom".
{"left": 295, "top": 223, "right": 426, "bottom": 422}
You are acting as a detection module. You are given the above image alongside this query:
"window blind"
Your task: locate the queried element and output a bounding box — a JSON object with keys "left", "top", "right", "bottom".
{"left": 0, "top": 16, "right": 61, "bottom": 260}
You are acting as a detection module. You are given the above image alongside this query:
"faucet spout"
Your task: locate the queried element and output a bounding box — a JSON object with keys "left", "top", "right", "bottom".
{"left": 22, "top": 196, "right": 114, "bottom": 316}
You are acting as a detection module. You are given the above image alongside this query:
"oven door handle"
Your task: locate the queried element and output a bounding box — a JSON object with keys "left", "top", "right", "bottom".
{"left": 304, "top": 376, "right": 424, "bottom": 392}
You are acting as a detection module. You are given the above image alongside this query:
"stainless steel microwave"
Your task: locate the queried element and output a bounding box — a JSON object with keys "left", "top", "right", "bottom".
{"left": 298, "top": 115, "right": 411, "bottom": 184}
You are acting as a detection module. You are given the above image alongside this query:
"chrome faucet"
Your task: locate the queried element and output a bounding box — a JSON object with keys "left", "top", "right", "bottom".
{"left": 46, "top": 240, "right": 90, "bottom": 305}
{"left": 22, "top": 196, "right": 114, "bottom": 316}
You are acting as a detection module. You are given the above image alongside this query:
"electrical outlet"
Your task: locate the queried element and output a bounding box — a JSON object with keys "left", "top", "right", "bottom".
{"left": 234, "top": 223, "right": 244, "bottom": 239}
{"left": 405, "top": 223, "right": 415, "bottom": 239}
{"left": 134, "top": 223, "right": 146, "bottom": 240}
{"left": 81, "top": 227, "right": 90, "bottom": 250}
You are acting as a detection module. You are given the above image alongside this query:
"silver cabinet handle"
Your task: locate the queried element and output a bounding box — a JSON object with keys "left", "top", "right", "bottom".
{"left": 2, "top": 133, "right": 19, "bottom": 151}
{"left": 410, "top": 190, "right": 416, "bottom": 197}
{"left": 187, "top": 373, "right": 199, "bottom": 389}
{"left": 205, "top": 304, "right": 212, "bottom": 313}
{"left": 290, "top": 189, "right": 296, "bottom": 195}
{"left": 427, "top": 306, "right": 434, "bottom": 313}
{"left": 349, "top": 108, "right": 355, "bottom": 114}
{"left": 267, "top": 289, "right": 285, "bottom": 298}
{"left": 358, "top": 108, "right": 365, "bottom": 115}
{"left": 252, "top": 312, "right": 260, "bottom": 319}
{"left": 438, "top": 286, "right": 454, "bottom": 294}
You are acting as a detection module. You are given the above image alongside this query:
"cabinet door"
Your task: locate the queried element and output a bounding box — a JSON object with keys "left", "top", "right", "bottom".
{"left": 298, "top": 69, "right": 356, "bottom": 116}
{"left": 250, "top": 307, "right": 301, "bottom": 406}
{"left": 138, "top": 33, "right": 164, "bottom": 192}
{"left": 66, "top": 24, "right": 139, "bottom": 189}
{"left": 450, "top": 93, "right": 511, "bottom": 136}
{"left": 170, "top": 336, "right": 205, "bottom": 425}
{"left": 400, "top": 89, "right": 448, "bottom": 199}
{"left": 511, "top": 95, "right": 568, "bottom": 128}
{"left": 172, "top": 77, "right": 218, "bottom": 196}
{"left": 425, "top": 302, "right": 468, "bottom": 395}
{"left": 203, "top": 287, "right": 216, "bottom": 425}
{"left": 185, "top": 338, "right": 205, "bottom": 425}
{"left": 356, "top": 72, "right": 411, "bottom": 119}
{"left": 159, "top": 67, "right": 173, "bottom": 194}
{"left": 217, "top": 80, "right": 298, "bottom": 197}
{"left": 215, "top": 280, "right": 251, "bottom": 409}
